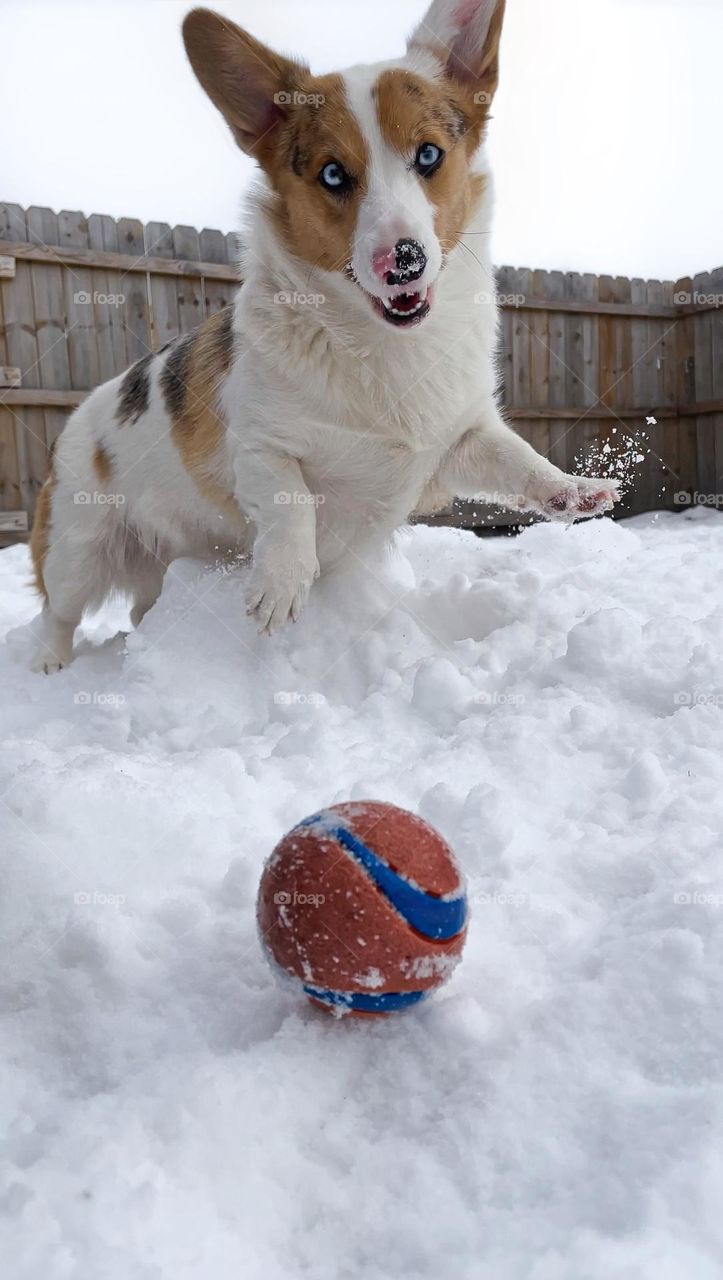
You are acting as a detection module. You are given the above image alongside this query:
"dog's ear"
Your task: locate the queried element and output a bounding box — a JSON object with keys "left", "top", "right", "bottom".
{"left": 182, "top": 8, "right": 306, "bottom": 159}
{"left": 408, "top": 0, "right": 506, "bottom": 105}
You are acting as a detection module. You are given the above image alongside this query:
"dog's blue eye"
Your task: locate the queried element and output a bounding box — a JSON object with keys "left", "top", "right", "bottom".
{"left": 320, "top": 162, "right": 349, "bottom": 192}
{"left": 415, "top": 143, "right": 444, "bottom": 175}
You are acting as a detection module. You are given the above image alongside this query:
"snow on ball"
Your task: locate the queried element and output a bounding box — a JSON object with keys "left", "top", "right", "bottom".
{"left": 257, "top": 801, "right": 468, "bottom": 1018}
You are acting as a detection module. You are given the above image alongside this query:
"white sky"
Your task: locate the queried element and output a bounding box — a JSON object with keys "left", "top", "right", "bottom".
{"left": 2, "top": 0, "right": 721, "bottom": 280}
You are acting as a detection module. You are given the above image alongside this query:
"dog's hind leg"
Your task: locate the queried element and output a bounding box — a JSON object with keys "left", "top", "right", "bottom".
{"left": 130, "top": 565, "right": 165, "bottom": 628}
{"left": 30, "top": 531, "right": 109, "bottom": 673}
{"left": 30, "top": 477, "right": 113, "bottom": 672}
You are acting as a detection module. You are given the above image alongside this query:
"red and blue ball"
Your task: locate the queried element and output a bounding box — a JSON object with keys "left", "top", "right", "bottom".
{"left": 257, "top": 801, "right": 468, "bottom": 1017}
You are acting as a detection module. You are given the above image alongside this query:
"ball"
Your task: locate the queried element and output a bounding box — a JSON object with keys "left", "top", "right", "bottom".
{"left": 257, "top": 801, "right": 468, "bottom": 1017}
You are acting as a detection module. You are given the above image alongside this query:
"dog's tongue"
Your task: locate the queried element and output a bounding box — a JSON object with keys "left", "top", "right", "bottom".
{"left": 391, "top": 291, "right": 423, "bottom": 313}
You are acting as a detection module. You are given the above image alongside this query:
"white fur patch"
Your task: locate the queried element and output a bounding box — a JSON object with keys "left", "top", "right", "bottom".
{"left": 342, "top": 63, "right": 442, "bottom": 299}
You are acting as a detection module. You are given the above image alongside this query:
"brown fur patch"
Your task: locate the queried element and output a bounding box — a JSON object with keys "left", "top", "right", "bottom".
{"left": 92, "top": 444, "right": 113, "bottom": 485}
{"left": 374, "top": 69, "right": 486, "bottom": 258}
{"left": 116, "top": 352, "right": 153, "bottom": 425}
{"left": 266, "top": 72, "right": 369, "bottom": 275}
{"left": 166, "top": 308, "right": 244, "bottom": 520}
{"left": 30, "top": 457, "right": 56, "bottom": 599}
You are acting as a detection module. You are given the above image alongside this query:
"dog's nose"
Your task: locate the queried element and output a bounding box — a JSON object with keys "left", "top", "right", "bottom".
{"left": 371, "top": 239, "right": 428, "bottom": 287}
{"left": 392, "top": 239, "right": 427, "bottom": 286}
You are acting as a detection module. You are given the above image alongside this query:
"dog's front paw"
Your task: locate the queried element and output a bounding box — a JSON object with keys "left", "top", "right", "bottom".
{"left": 246, "top": 555, "right": 320, "bottom": 635}
{"left": 521, "top": 473, "right": 620, "bottom": 522}
{"left": 30, "top": 649, "right": 65, "bottom": 675}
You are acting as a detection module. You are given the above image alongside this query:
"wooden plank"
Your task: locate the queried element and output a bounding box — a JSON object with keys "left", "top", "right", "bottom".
{"left": 25, "top": 207, "right": 71, "bottom": 503}
{"left": 692, "top": 271, "right": 715, "bottom": 498}
{"left": 146, "top": 221, "right": 181, "bottom": 350}
{"left": 200, "top": 227, "right": 236, "bottom": 318}
{"left": 57, "top": 209, "right": 101, "bottom": 392}
{"left": 116, "top": 217, "right": 153, "bottom": 365}
{"left": 172, "top": 225, "right": 204, "bottom": 334}
{"left": 0, "top": 225, "right": 23, "bottom": 521}
{"left": 710, "top": 265, "right": 723, "bottom": 503}
{"left": 88, "top": 213, "right": 130, "bottom": 380}
{"left": 546, "top": 269, "right": 568, "bottom": 472}
{"left": 0, "top": 390, "right": 85, "bottom": 407}
{"left": 637, "top": 278, "right": 674, "bottom": 511}
{"left": 0, "top": 510, "right": 28, "bottom": 532}
{"left": 0, "top": 414, "right": 21, "bottom": 515}
{"left": 626, "top": 278, "right": 655, "bottom": 515}
{"left": 0, "top": 256, "right": 15, "bottom": 279}
{"left": 674, "top": 275, "right": 697, "bottom": 498}
{"left": 564, "top": 271, "right": 599, "bottom": 478}
{"left": 0, "top": 203, "right": 45, "bottom": 518}
{"left": 658, "top": 280, "right": 682, "bottom": 505}
{"left": 507, "top": 266, "right": 546, "bottom": 502}
{"left": 526, "top": 269, "right": 551, "bottom": 462}
{"left": 0, "top": 239, "right": 240, "bottom": 283}
{"left": 0, "top": 367, "right": 21, "bottom": 387}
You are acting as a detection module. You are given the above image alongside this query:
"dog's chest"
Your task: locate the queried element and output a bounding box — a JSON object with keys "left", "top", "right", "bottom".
{"left": 323, "top": 317, "right": 486, "bottom": 449}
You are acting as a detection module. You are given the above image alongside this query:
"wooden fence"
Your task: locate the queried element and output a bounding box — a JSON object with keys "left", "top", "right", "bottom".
{"left": 1, "top": 200, "right": 721, "bottom": 542}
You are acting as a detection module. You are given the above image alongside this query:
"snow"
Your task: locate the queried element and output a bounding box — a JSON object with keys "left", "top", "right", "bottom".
{"left": 1, "top": 509, "right": 723, "bottom": 1279}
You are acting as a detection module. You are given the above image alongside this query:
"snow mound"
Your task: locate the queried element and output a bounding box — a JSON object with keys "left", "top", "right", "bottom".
{"left": 1, "top": 511, "right": 723, "bottom": 1279}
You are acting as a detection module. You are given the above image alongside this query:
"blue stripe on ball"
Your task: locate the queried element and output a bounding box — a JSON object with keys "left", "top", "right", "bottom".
{"left": 297, "top": 814, "right": 467, "bottom": 941}
{"left": 304, "top": 985, "right": 429, "bottom": 1012}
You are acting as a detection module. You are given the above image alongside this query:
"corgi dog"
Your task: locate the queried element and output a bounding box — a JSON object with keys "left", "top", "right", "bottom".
{"left": 30, "top": 0, "right": 619, "bottom": 672}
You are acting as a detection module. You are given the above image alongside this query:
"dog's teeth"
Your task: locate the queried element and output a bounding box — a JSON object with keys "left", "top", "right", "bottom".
{"left": 383, "top": 296, "right": 425, "bottom": 317}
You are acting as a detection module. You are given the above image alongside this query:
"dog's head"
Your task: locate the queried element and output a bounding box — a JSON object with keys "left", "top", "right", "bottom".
{"left": 183, "top": 0, "right": 505, "bottom": 331}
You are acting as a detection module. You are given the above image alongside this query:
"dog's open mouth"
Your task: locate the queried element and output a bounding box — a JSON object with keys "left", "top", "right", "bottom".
{"left": 373, "top": 287, "right": 432, "bottom": 328}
